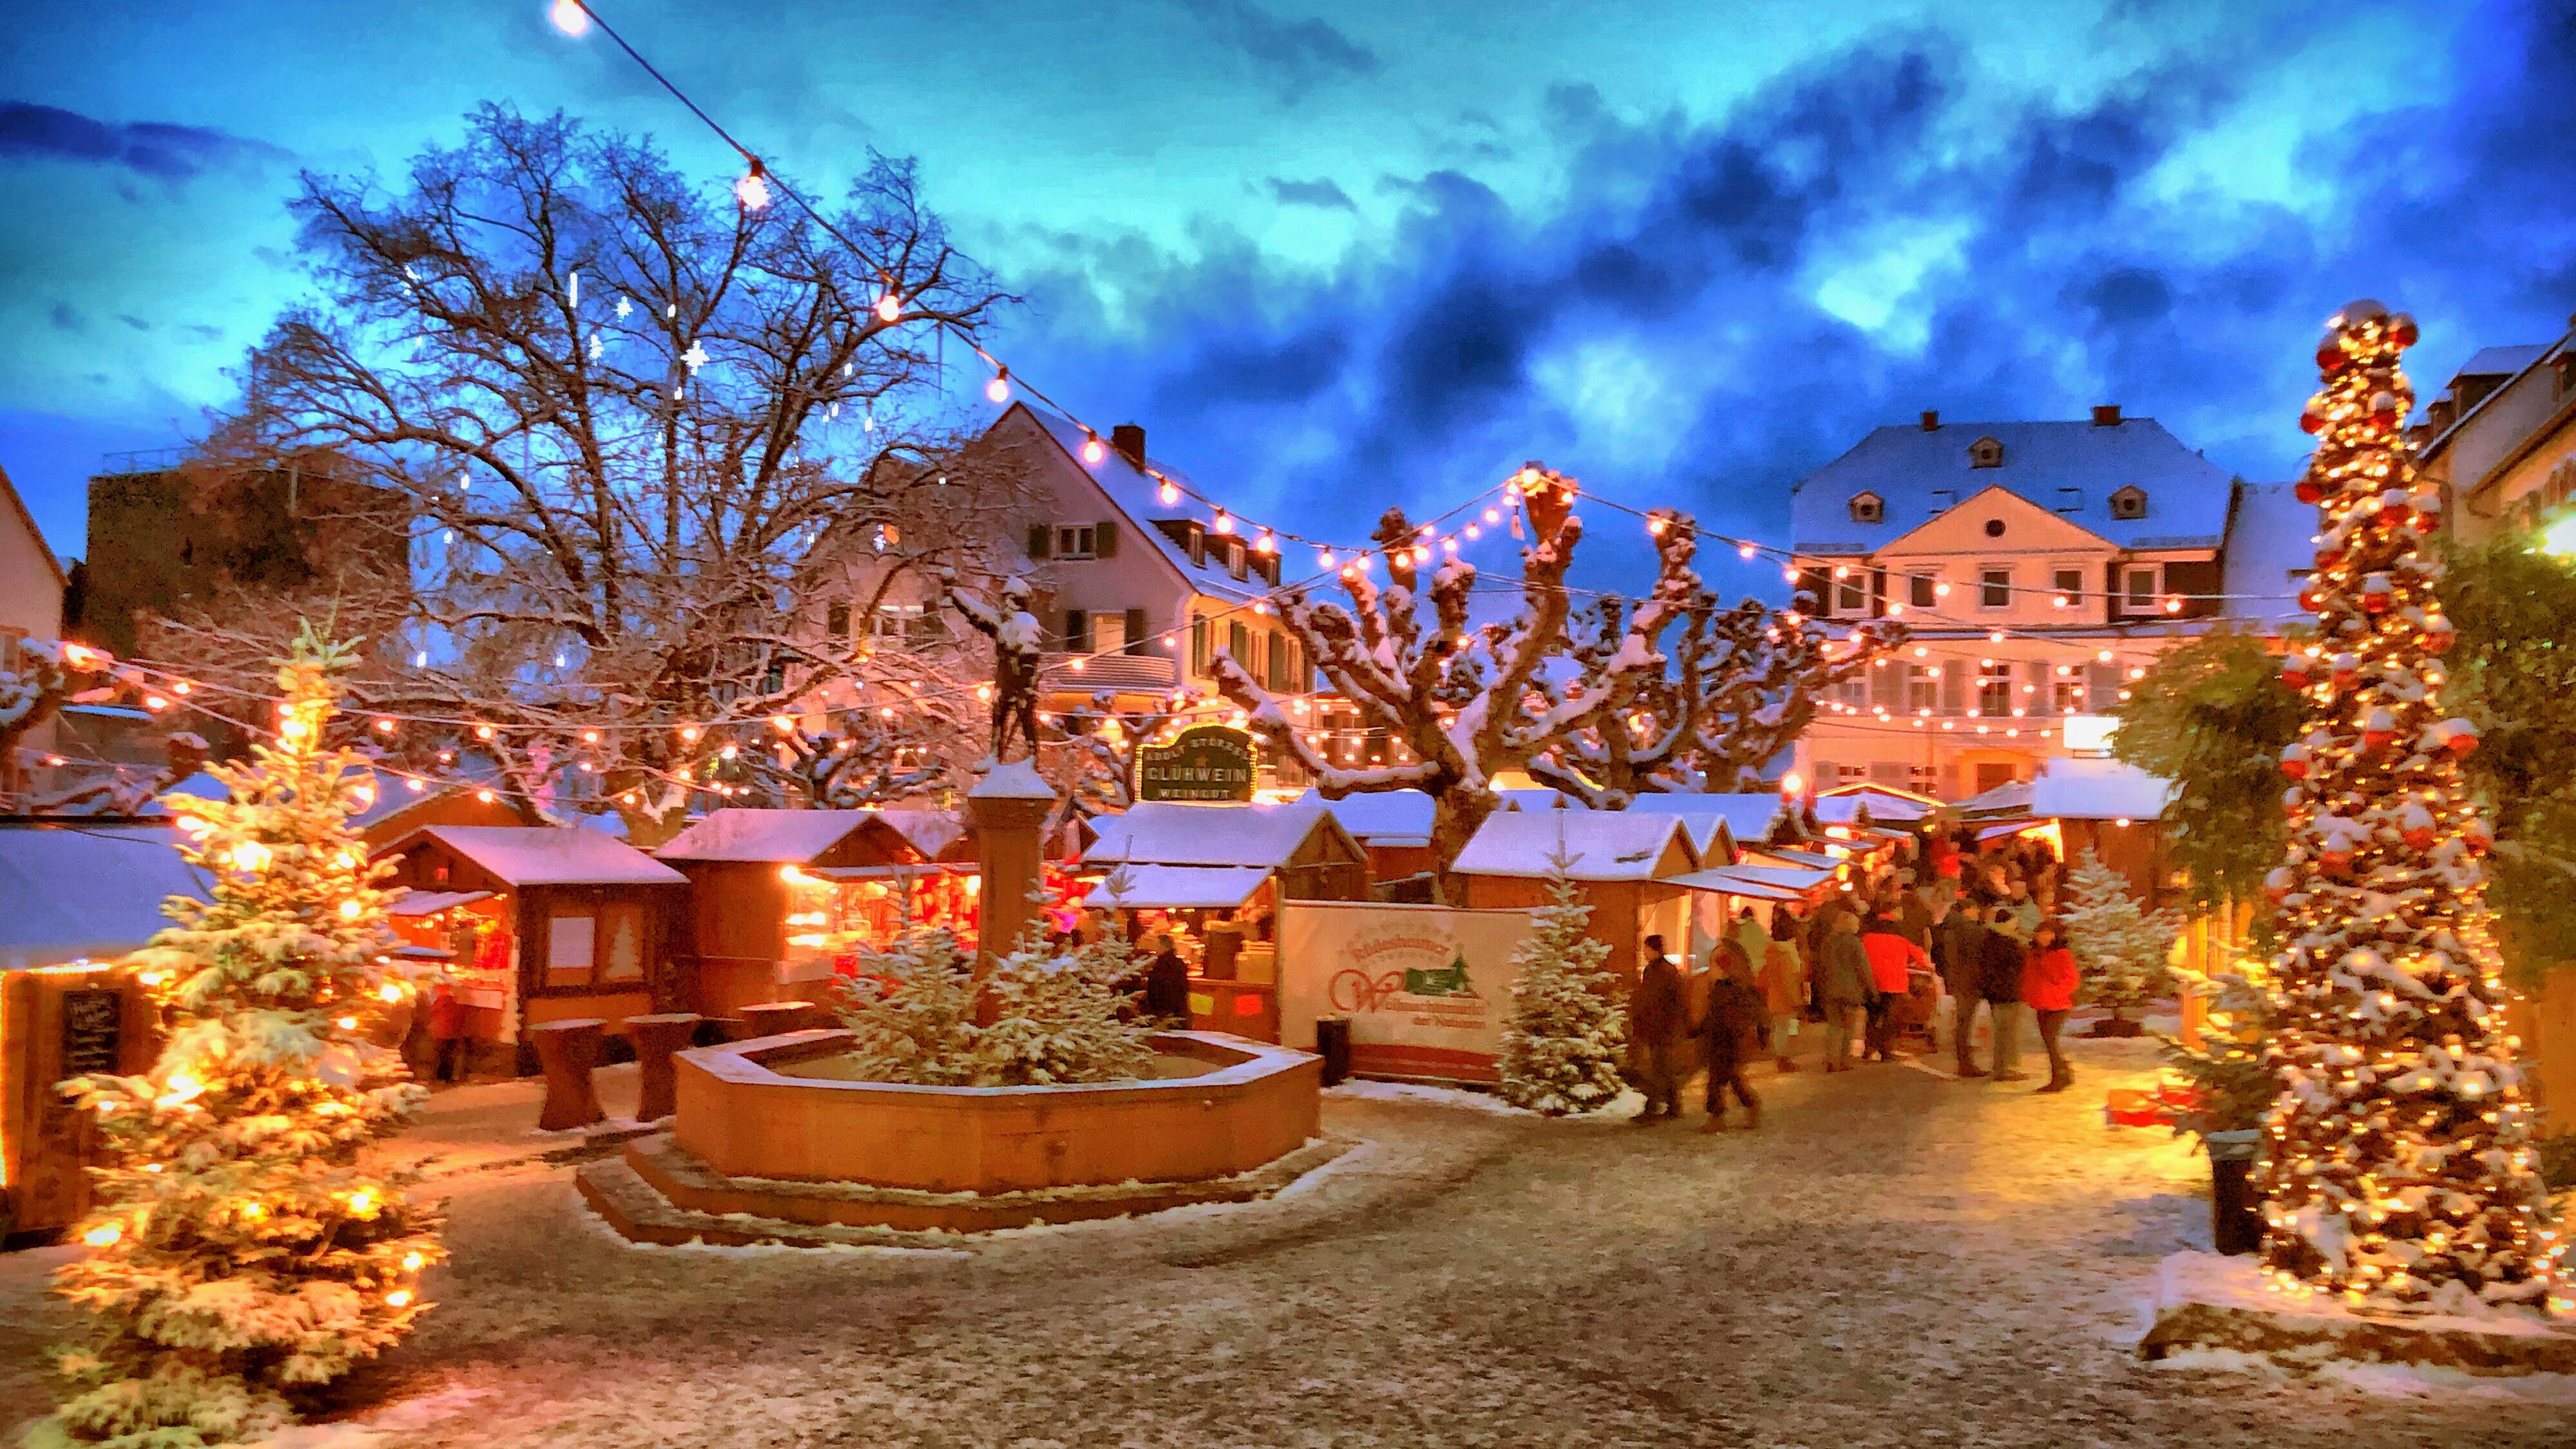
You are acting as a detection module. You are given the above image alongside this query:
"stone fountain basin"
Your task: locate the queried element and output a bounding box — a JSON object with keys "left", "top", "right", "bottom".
{"left": 670, "top": 1028, "right": 1322, "bottom": 1194}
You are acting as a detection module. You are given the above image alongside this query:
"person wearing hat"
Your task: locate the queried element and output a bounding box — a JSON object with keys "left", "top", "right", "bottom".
{"left": 1977, "top": 904, "right": 2029, "bottom": 1081}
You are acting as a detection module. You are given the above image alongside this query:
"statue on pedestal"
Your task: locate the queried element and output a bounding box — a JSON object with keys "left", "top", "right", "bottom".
{"left": 943, "top": 571, "right": 1043, "bottom": 763}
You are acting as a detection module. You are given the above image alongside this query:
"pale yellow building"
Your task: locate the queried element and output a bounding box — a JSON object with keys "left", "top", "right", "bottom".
{"left": 2412, "top": 324, "right": 2576, "bottom": 550}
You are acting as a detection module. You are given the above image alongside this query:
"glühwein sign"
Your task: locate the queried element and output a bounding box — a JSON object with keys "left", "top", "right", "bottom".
{"left": 1137, "top": 724, "right": 1255, "bottom": 802}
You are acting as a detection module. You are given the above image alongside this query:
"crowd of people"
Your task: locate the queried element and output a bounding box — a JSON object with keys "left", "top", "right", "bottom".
{"left": 1626, "top": 827, "right": 2087, "bottom": 1130}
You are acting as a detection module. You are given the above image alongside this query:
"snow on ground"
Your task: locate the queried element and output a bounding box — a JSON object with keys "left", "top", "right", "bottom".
{"left": 1327, "top": 1077, "right": 1651, "bottom": 1121}
{"left": 5, "top": 1034, "right": 2570, "bottom": 1446}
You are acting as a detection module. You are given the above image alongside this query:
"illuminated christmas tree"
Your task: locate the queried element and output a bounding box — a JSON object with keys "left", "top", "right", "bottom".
{"left": 48, "top": 627, "right": 447, "bottom": 1445}
{"left": 2257, "top": 301, "right": 2559, "bottom": 1312}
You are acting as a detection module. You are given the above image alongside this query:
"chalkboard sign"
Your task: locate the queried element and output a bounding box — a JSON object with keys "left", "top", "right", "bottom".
{"left": 1136, "top": 724, "right": 1256, "bottom": 802}
{"left": 60, "top": 989, "right": 124, "bottom": 1079}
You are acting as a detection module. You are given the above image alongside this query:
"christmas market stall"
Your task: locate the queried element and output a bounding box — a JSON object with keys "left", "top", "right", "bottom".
{"left": 1451, "top": 810, "right": 1700, "bottom": 983}
{"left": 1083, "top": 800, "right": 1370, "bottom": 1037}
{"left": 2029, "top": 756, "right": 2175, "bottom": 902}
{"left": 1295, "top": 788, "right": 1437, "bottom": 889}
{"left": 654, "top": 808, "right": 967, "bottom": 1018}
{"left": 0, "top": 820, "right": 194, "bottom": 1239}
{"left": 374, "top": 825, "right": 688, "bottom": 1073}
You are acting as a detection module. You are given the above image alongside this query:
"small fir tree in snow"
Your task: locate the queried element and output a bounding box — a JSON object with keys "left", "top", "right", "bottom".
{"left": 834, "top": 907, "right": 1154, "bottom": 1088}
{"left": 2161, "top": 954, "right": 2282, "bottom": 1143}
{"left": 48, "top": 627, "right": 444, "bottom": 1448}
{"left": 2061, "top": 848, "right": 2182, "bottom": 1023}
{"left": 1496, "top": 853, "right": 1627, "bottom": 1115}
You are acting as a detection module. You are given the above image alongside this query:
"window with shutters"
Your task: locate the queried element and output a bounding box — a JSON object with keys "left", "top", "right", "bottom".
{"left": 1908, "top": 573, "right": 1937, "bottom": 609}
{"left": 1053, "top": 524, "right": 1096, "bottom": 559}
{"left": 2125, "top": 565, "right": 2158, "bottom": 607}
{"left": 1906, "top": 665, "right": 1938, "bottom": 714}
{"left": 1226, "top": 538, "right": 1248, "bottom": 581}
{"left": 1190, "top": 615, "right": 1209, "bottom": 676}
{"left": 1063, "top": 609, "right": 1089, "bottom": 652}
{"left": 1978, "top": 661, "right": 2013, "bottom": 717}
{"left": 1980, "top": 567, "right": 2011, "bottom": 609}
{"left": 2053, "top": 674, "right": 2083, "bottom": 714}
{"left": 1267, "top": 632, "right": 1289, "bottom": 692}
{"left": 870, "top": 603, "right": 929, "bottom": 639}
{"left": 1122, "top": 607, "right": 1148, "bottom": 656}
{"left": 1228, "top": 620, "right": 1251, "bottom": 667}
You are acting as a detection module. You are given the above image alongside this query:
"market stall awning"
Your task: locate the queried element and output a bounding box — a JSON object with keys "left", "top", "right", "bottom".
{"left": 1084, "top": 865, "right": 1272, "bottom": 910}
{"left": 1977, "top": 819, "right": 2043, "bottom": 842}
{"left": 804, "top": 863, "right": 961, "bottom": 883}
{"left": 1664, "top": 867, "right": 1806, "bottom": 902}
{"left": 1747, "top": 846, "right": 1845, "bottom": 871}
{"left": 386, "top": 889, "right": 493, "bottom": 917}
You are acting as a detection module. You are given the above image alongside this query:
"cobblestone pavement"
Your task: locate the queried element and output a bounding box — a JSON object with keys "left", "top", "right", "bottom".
{"left": 5, "top": 1038, "right": 2570, "bottom": 1447}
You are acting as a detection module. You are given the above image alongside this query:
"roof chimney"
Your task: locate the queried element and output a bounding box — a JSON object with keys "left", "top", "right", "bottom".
{"left": 1919, "top": 410, "right": 1939, "bottom": 431}
{"left": 1110, "top": 422, "right": 1146, "bottom": 469}
{"left": 2092, "top": 404, "right": 2122, "bottom": 427}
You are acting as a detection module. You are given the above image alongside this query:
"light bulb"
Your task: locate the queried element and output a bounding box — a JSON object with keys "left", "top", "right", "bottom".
{"left": 1158, "top": 478, "right": 1180, "bottom": 506}
{"left": 985, "top": 370, "right": 1010, "bottom": 403}
{"left": 735, "top": 161, "right": 771, "bottom": 211}
{"left": 549, "top": 0, "right": 589, "bottom": 36}
{"left": 875, "top": 292, "right": 901, "bottom": 323}
{"left": 1082, "top": 435, "right": 1107, "bottom": 466}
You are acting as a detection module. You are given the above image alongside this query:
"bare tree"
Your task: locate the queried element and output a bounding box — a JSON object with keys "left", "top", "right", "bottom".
{"left": 1214, "top": 469, "right": 1699, "bottom": 878}
{"left": 153, "top": 105, "right": 1015, "bottom": 842}
{"left": 1056, "top": 690, "right": 1186, "bottom": 815}
{"left": 1531, "top": 589, "right": 1904, "bottom": 806}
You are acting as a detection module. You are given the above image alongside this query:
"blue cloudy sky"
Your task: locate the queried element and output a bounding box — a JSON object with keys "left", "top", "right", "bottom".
{"left": 4, "top": 0, "right": 2573, "bottom": 583}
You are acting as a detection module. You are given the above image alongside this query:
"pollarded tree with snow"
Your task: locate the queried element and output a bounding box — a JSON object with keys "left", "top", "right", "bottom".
{"left": 2061, "top": 847, "right": 2182, "bottom": 1027}
{"left": 1496, "top": 849, "right": 1628, "bottom": 1115}
{"left": 1215, "top": 468, "right": 1699, "bottom": 879}
{"left": 48, "top": 627, "right": 444, "bottom": 1447}
{"left": 1531, "top": 585, "right": 1903, "bottom": 807}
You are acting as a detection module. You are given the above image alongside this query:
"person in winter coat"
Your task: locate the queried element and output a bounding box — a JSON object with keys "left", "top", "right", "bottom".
{"left": 1631, "top": 935, "right": 1690, "bottom": 1122}
{"left": 2021, "top": 919, "right": 2080, "bottom": 1094}
{"left": 1696, "top": 966, "right": 1767, "bottom": 1131}
{"left": 427, "top": 980, "right": 470, "bottom": 1084}
{"left": 1859, "top": 914, "right": 1932, "bottom": 1061}
{"left": 1978, "top": 905, "right": 2029, "bottom": 1081}
{"left": 1816, "top": 914, "right": 1876, "bottom": 1072}
{"left": 1937, "top": 892, "right": 1989, "bottom": 1075}
{"left": 1732, "top": 909, "right": 1770, "bottom": 987}
{"left": 1142, "top": 934, "right": 1193, "bottom": 1023}
{"left": 1758, "top": 911, "right": 1806, "bottom": 1073}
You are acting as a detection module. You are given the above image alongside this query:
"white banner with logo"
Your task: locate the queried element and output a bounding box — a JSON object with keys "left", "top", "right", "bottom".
{"left": 1277, "top": 901, "right": 1537, "bottom": 1084}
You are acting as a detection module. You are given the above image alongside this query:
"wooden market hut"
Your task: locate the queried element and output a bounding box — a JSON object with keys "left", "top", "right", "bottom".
{"left": 653, "top": 808, "right": 951, "bottom": 1018}
{"left": 0, "top": 819, "right": 193, "bottom": 1239}
{"left": 373, "top": 825, "right": 689, "bottom": 1074}
{"left": 1294, "top": 788, "right": 1437, "bottom": 889}
{"left": 1083, "top": 801, "right": 1369, "bottom": 963}
{"left": 1452, "top": 810, "right": 1699, "bottom": 984}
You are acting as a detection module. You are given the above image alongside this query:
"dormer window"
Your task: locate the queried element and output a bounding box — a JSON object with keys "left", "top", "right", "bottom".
{"left": 2110, "top": 485, "right": 2148, "bottom": 520}
{"left": 1969, "top": 437, "right": 2005, "bottom": 469}
{"left": 2054, "top": 487, "right": 2083, "bottom": 513}
{"left": 1848, "top": 491, "right": 1884, "bottom": 525}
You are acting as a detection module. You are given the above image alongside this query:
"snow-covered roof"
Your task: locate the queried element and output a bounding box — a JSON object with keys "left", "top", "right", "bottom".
{"left": 0, "top": 822, "right": 207, "bottom": 969}
{"left": 971, "top": 759, "right": 1059, "bottom": 801}
{"left": 875, "top": 808, "right": 968, "bottom": 860}
{"left": 385, "top": 889, "right": 493, "bottom": 917}
{"left": 1664, "top": 867, "right": 1807, "bottom": 902}
{"left": 2031, "top": 757, "right": 2174, "bottom": 822}
{"left": 1640, "top": 793, "right": 1794, "bottom": 848}
{"left": 392, "top": 826, "right": 687, "bottom": 887}
{"left": 1746, "top": 846, "right": 1843, "bottom": 871}
{"left": 1815, "top": 785, "right": 1935, "bottom": 824}
{"left": 1296, "top": 788, "right": 1435, "bottom": 843}
{"left": 1452, "top": 810, "right": 1696, "bottom": 882}
{"left": 1955, "top": 780, "right": 2034, "bottom": 817}
{"left": 1085, "top": 800, "right": 1352, "bottom": 869}
{"left": 654, "top": 809, "right": 904, "bottom": 864}
{"left": 1015, "top": 406, "right": 1265, "bottom": 605}
{"left": 1791, "top": 417, "right": 2238, "bottom": 555}
{"left": 2221, "top": 482, "right": 2316, "bottom": 629}
{"left": 2457, "top": 344, "right": 2550, "bottom": 379}
{"left": 1496, "top": 787, "right": 1587, "bottom": 813}
{"left": 1084, "top": 864, "right": 1272, "bottom": 911}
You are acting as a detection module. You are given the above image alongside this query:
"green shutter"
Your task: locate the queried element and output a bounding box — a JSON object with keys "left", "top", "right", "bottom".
{"left": 1122, "top": 607, "right": 1147, "bottom": 656}
{"left": 1027, "top": 524, "right": 1050, "bottom": 560}
{"left": 1094, "top": 520, "right": 1119, "bottom": 558}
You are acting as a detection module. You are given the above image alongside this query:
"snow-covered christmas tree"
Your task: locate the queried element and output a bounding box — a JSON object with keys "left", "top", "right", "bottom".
{"left": 2259, "top": 300, "right": 2558, "bottom": 1312}
{"left": 1495, "top": 850, "right": 1627, "bottom": 1115}
{"left": 48, "top": 626, "right": 446, "bottom": 1446}
{"left": 2061, "top": 848, "right": 2181, "bottom": 1027}
{"left": 835, "top": 918, "right": 1154, "bottom": 1088}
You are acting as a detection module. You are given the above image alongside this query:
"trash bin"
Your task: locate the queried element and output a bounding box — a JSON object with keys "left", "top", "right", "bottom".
{"left": 2206, "top": 1129, "right": 2264, "bottom": 1256}
{"left": 1315, "top": 1017, "right": 1352, "bottom": 1087}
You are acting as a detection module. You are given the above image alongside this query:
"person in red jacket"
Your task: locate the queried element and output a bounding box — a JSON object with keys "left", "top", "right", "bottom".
{"left": 1858, "top": 915, "right": 1931, "bottom": 1063}
{"left": 2021, "top": 920, "right": 2081, "bottom": 1094}
{"left": 426, "top": 980, "right": 471, "bottom": 1084}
